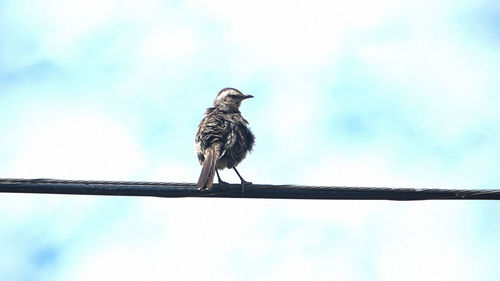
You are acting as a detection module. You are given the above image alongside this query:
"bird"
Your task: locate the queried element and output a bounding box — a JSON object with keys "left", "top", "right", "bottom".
{"left": 195, "top": 88, "right": 255, "bottom": 190}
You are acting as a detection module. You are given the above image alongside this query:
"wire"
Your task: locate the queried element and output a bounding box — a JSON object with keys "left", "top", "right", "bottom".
{"left": 0, "top": 178, "right": 499, "bottom": 200}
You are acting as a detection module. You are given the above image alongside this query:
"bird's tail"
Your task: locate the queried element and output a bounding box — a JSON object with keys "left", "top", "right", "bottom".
{"left": 196, "top": 148, "right": 218, "bottom": 190}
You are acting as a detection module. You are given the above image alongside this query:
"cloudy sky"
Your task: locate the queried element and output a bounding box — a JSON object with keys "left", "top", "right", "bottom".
{"left": 1, "top": 0, "right": 499, "bottom": 280}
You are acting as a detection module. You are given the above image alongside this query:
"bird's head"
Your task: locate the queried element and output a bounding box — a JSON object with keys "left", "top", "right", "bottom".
{"left": 213, "top": 88, "right": 253, "bottom": 112}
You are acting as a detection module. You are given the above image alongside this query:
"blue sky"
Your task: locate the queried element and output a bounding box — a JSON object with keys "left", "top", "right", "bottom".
{"left": 1, "top": 0, "right": 499, "bottom": 280}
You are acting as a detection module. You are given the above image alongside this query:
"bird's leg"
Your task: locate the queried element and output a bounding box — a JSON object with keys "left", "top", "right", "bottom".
{"left": 216, "top": 170, "right": 229, "bottom": 190}
{"left": 233, "top": 167, "right": 252, "bottom": 193}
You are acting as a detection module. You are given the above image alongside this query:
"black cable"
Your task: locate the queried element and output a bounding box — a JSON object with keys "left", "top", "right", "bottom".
{"left": 0, "top": 178, "right": 499, "bottom": 200}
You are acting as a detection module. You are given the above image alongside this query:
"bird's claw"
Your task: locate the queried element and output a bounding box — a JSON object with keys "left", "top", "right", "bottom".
{"left": 216, "top": 180, "right": 230, "bottom": 191}
{"left": 240, "top": 180, "right": 252, "bottom": 194}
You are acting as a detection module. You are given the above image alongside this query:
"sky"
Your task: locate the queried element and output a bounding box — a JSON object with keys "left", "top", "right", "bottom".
{"left": 1, "top": 0, "right": 499, "bottom": 280}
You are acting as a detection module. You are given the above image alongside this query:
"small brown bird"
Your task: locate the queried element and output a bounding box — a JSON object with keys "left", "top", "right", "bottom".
{"left": 195, "top": 88, "right": 255, "bottom": 190}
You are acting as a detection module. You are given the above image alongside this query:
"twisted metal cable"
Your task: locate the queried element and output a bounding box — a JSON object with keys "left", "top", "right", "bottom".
{"left": 0, "top": 178, "right": 499, "bottom": 200}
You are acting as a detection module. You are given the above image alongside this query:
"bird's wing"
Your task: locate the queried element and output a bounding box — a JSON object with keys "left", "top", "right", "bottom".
{"left": 196, "top": 112, "right": 230, "bottom": 159}
{"left": 220, "top": 121, "right": 237, "bottom": 158}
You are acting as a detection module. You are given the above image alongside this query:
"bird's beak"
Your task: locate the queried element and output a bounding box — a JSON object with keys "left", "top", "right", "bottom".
{"left": 244, "top": 95, "right": 254, "bottom": 99}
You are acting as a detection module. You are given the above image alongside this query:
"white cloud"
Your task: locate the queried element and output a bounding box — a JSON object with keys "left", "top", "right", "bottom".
{"left": 187, "top": 0, "right": 423, "bottom": 68}
{"left": 56, "top": 198, "right": 273, "bottom": 281}
{"left": 376, "top": 202, "right": 485, "bottom": 281}
{"left": 139, "top": 25, "right": 198, "bottom": 62}
{"left": 358, "top": 32, "right": 500, "bottom": 143}
{"left": 149, "top": 162, "right": 196, "bottom": 183}
{"left": 5, "top": 102, "right": 145, "bottom": 180}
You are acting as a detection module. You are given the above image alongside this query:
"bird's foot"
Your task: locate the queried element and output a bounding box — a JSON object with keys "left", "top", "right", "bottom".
{"left": 240, "top": 180, "right": 253, "bottom": 194}
{"left": 216, "top": 179, "right": 230, "bottom": 191}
